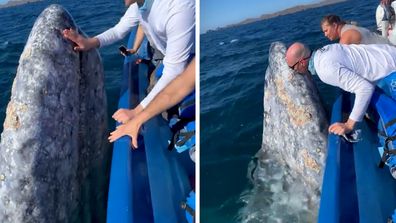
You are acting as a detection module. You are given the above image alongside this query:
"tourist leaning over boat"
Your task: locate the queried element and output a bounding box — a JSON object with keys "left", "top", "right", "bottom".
{"left": 286, "top": 42, "right": 396, "bottom": 135}
{"left": 63, "top": 1, "right": 145, "bottom": 53}
{"left": 321, "top": 14, "right": 391, "bottom": 44}
{"left": 109, "top": 58, "right": 195, "bottom": 148}
{"left": 111, "top": 0, "right": 195, "bottom": 124}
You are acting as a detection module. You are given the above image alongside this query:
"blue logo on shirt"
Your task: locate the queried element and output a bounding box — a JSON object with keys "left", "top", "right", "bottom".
{"left": 318, "top": 46, "right": 329, "bottom": 53}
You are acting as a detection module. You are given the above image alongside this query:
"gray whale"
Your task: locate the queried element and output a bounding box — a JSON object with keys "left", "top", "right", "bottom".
{"left": 0, "top": 4, "right": 108, "bottom": 222}
{"left": 239, "top": 42, "right": 328, "bottom": 222}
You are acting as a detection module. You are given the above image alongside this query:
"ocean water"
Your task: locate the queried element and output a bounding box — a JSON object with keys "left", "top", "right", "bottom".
{"left": 200, "top": 0, "right": 380, "bottom": 222}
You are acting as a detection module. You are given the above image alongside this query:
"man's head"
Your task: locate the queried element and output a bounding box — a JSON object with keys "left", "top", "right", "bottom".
{"left": 285, "top": 42, "right": 311, "bottom": 74}
{"left": 321, "top": 15, "right": 345, "bottom": 41}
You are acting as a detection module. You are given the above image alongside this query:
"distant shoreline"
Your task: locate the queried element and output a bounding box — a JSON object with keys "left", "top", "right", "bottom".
{"left": 207, "top": 0, "right": 348, "bottom": 33}
{"left": 0, "top": 0, "right": 43, "bottom": 9}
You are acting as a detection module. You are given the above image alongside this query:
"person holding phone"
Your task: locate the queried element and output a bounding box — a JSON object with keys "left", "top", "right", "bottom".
{"left": 64, "top": 0, "right": 195, "bottom": 129}
{"left": 111, "top": 0, "right": 195, "bottom": 124}
{"left": 119, "top": 45, "right": 131, "bottom": 56}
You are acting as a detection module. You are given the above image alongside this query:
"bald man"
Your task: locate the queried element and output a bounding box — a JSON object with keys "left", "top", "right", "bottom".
{"left": 286, "top": 42, "right": 396, "bottom": 135}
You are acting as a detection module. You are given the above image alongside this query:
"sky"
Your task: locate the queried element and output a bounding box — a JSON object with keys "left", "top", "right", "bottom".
{"left": 201, "top": 0, "right": 321, "bottom": 32}
{"left": 0, "top": 0, "right": 322, "bottom": 31}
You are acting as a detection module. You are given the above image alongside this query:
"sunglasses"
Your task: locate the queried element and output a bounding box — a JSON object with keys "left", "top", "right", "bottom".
{"left": 289, "top": 52, "right": 312, "bottom": 70}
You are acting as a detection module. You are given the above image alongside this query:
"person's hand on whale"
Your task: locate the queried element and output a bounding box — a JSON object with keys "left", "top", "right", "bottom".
{"left": 63, "top": 28, "right": 99, "bottom": 51}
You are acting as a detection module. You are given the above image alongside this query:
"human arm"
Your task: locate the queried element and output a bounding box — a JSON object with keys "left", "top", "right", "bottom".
{"left": 62, "top": 4, "right": 139, "bottom": 51}
{"left": 326, "top": 66, "right": 375, "bottom": 134}
{"left": 126, "top": 25, "right": 145, "bottom": 55}
{"left": 95, "top": 4, "right": 139, "bottom": 48}
{"left": 112, "top": 4, "right": 195, "bottom": 122}
{"left": 340, "top": 29, "right": 362, "bottom": 44}
{"left": 109, "top": 58, "right": 196, "bottom": 147}
{"left": 137, "top": 58, "right": 195, "bottom": 119}
{"left": 139, "top": 3, "right": 195, "bottom": 108}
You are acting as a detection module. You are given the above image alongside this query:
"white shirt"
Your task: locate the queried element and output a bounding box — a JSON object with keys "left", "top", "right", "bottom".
{"left": 341, "top": 24, "right": 390, "bottom": 44}
{"left": 95, "top": 4, "right": 139, "bottom": 47}
{"left": 376, "top": 2, "right": 396, "bottom": 32}
{"left": 314, "top": 43, "right": 396, "bottom": 121}
{"left": 138, "top": 0, "right": 195, "bottom": 108}
{"left": 376, "top": 4, "right": 386, "bottom": 32}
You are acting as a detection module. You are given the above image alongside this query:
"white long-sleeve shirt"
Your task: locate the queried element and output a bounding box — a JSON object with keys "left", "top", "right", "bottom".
{"left": 314, "top": 43, "right": 396, "bottom": 121}
{"left": 138, "top": 0, "right": 195, "bottom": 108}
{"left": 95, "top": 4, "right": 139, "bottom": 47}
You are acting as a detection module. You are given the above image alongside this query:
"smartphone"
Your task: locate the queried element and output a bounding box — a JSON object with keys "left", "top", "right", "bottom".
{"left": 119, "top": 45, "right": 130, "bottom": 56}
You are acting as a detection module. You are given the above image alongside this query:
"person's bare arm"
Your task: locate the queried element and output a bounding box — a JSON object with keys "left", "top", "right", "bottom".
{"left": 340, "top": 29, "right": 362, "bottom": 44}
{"left": 142, "top": 58, "right": 195, "bottom": 118}
{"left": 109, "top": 58, "right": 196, "bottom": 147}
{"left": 128, "top": 25, "right": 145, "bottom": 54}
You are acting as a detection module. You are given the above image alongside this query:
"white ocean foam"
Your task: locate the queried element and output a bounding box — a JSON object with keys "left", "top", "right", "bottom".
{"left": 238, "top": 160, "right": 316, "bottom": 223}
{"left": 0, "top": 41, "right": 9, "bottom": 49}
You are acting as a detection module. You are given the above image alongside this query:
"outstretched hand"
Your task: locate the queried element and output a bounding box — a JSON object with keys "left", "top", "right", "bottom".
{"left": 108, "top": 119, "right": 142, "bottom": 149}
{"left": 112, "top": 106, "right": 143, "bottom": 124}
{"left": 62, "top": 28, "right": 89, "bottom": 51}
{"left": 329, "top": 122, "right": 353, "bottom": 135}
{"left": 112, "top": 108, "right": 137, "bottom": 124}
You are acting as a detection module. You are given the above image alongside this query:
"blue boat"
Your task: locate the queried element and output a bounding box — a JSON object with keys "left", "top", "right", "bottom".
{"left": 106, "top": 28, "right": 196, "bottom": 223}
{"left": 318, "top": 76, "right": 396, "bottom": 222}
